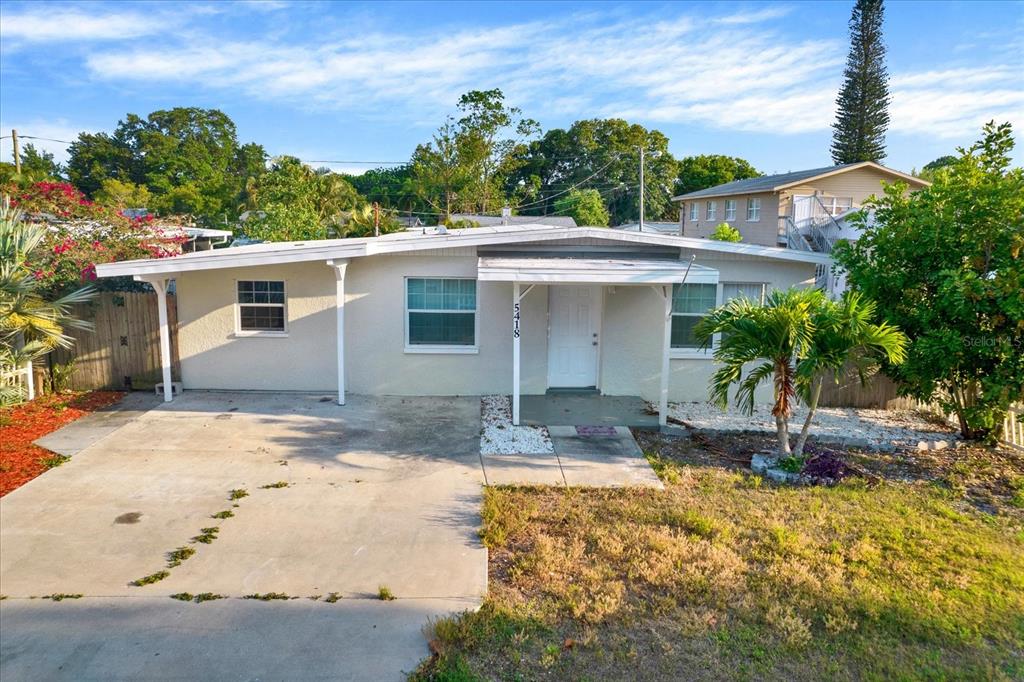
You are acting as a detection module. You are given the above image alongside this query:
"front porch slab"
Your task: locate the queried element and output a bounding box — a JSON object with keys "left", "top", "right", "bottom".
{"left": 520, "top": 394, "right": 659, "bottom": 429}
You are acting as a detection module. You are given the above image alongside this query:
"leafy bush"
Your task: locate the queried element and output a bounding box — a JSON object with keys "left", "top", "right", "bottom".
{"left": 710, "top": 222, "right": 742, "bottom": 242}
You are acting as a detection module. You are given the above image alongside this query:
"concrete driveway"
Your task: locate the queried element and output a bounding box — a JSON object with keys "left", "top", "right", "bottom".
{"left": 1, "top": 392, "right": 486, "bottom": 680}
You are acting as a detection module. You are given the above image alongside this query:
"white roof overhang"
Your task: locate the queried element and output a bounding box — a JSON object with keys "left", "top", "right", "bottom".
{"left": 477, "top": 257, "right": 718, "bottom": 284}
{"left": 95, "top": 224, "right": 830, "bottom": 279}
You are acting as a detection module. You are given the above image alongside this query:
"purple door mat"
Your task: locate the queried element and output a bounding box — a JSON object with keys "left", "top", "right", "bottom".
{"left": 575, "top": 425, "right": 617, "bottom": 437}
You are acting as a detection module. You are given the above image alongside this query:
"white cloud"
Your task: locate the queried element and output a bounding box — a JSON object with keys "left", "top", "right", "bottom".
{"left": 0, "top": 7, "right": 166, "bottom": 43}
{"left": 8, "top": 3, "right": 1021, "bottom": 142}
{"left": 889, "top": 66, "right": 1024, "bottom": 138}
{"left": 0, "top": 119, "right": 94, "bottom": 165}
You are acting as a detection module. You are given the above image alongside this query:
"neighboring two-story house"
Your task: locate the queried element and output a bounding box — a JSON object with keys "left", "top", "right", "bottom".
{"left": 672, "top": 161, "right": 929, "bottom": 251}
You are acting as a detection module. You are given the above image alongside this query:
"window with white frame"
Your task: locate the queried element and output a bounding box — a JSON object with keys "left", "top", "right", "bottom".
{"left": 823, "top": 196, "right": 853, "bottom": 216}
{"left": 670, "top": 283, "right": 717, "bottom": 349}
{"left": 746, "top": 197, "right": 761, "bottom": 221}
{"left": 724, "top": 199, "right": 736, "bottom": 221}
{"left": 723, "top": 282, "right": 767, "bottom": 305}
{"left": 406, "top": 278, "right": 477, "bottom": 347}
{"left": 689, "top": 202, "right": 699, "bottom": 222}
{"left": 706, "top": 201, "right": 717, "bottom": 221}
{"left": 237, "top": 280, "right": 286, "bottom": 333}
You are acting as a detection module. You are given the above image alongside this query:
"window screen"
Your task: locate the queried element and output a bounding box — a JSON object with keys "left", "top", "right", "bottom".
{"left": 406, "top": 278, "right": 477, "bottom": 346}
{"left": 670, "top": 283, "right": 717, "bottom": 349}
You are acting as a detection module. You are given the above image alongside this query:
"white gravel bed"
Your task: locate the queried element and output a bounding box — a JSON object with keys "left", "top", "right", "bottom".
{"left": 667, "top": 402, "right": 959, "bottom": 450}
{"left": 480, "top": 395, "right": 554, "bottom": 455}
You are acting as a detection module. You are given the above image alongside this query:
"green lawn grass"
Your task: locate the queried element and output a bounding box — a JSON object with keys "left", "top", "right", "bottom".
{"left": 414, "top": 436, "right": 1024, "bottom": 681}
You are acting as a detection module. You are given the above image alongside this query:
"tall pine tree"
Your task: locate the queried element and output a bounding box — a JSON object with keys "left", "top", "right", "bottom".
{"left": 831, "top": 0, "right": 890, "bottom": 164}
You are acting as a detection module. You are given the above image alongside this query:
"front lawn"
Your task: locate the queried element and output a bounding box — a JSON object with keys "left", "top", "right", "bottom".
{"left": 415, "top": 431, "right": 1024, "bottom": 681}
{"left": 0, "top": 391, "right": 124, "bottom": 496}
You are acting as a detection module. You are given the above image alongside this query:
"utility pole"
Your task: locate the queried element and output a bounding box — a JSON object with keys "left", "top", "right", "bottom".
{"left": 12, "top": 129, "right": 21, "bottom": 174}
{"left": 373, "top": 202, "right": 380, "bottom": 237}
{"left": 638, "top": 147, "right": 663, "bottom": 232}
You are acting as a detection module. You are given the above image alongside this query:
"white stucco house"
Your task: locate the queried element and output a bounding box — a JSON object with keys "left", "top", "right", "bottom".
{"left": 95, "top": 224, "right": 831, "bottom": 425}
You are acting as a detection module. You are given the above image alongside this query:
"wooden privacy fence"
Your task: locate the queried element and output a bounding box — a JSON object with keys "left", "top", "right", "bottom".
{"left": 52, "top": 292, "right": 180, "bottom": 391}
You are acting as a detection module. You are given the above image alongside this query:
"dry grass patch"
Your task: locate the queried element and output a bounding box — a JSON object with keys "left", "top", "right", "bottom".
{"left": 416, "top": 433, "right": 1024, "bottom": 681}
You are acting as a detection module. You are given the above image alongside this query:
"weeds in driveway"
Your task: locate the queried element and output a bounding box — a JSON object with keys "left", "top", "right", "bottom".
{"left": 259, "top": 481, "right": 289, "bottom": 489}
{"left": 243, "top": 592, "right": 293, "bottom": 601}
{"left": 170, "top": 593, "right": 194, "bottom": 601}
{"left": 131, "top": 570, "right": 170, "bottom": 586}
{"left": 377, "top": 586, "right": 396, "bottom": 601}
{"left": 191, "top": 527, "right": 219, "bottom": 544}
{"left": 211, "top": 510, "right": 234, "bottom": 519}
{"left": 228, "top": 489, "right": 248, "bottom": 500}
{"left": 41, "top": 454, "right": 70, "bottom": 469}
{"left": 193, "top": 592, "right": 226, "bottom": 603}
{"left": 166, "top": 546, "right": 196, "bottom": 567}
{"left": 43, "top": 593, "right": 83, "bottom": 601}
{"left": 325, "top": 592, "right": 342, "bottom": 603}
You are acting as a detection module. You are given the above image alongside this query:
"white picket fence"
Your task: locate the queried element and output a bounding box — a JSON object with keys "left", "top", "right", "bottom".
{"left": 1004, "top": 403, "right": 1024, "bottom": 451}
{"left": 0, "top": 361, "right": 35, "bottom": 401}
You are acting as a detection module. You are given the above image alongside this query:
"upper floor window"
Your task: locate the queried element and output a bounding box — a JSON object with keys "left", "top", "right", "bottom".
{"left": 237, "top": 280, "right": 286, "bottom": 334}
{"left": 406, "top": 277, "right": 477, "bottom": 349}
{"left": 746, "top": 197, "right": 761, "bottom": 222}
{"left": 706, "top": 201, "right": 717, "bottom": 221}
{"left": 823, "top": 196, "right": 853, "bottom": 216}
{"left": 724, "top": 199, "right": 736, "bottom": 221}
{"left": 689, "top": 203, "right": 699, "bottom": 222}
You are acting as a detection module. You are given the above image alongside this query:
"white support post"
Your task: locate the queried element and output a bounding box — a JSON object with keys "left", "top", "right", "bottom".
{"left": 151, "top": 278, "right": 174, "bottom": 403}
{"left": 659, "top": 284, "right": 672, "bottom": 427}
{"left": 327, "top": 260, "right": 349, "bottom": 406}
{"left": 511, "top": 283, "right": 534, "bottom": 426}
{"left": 513, "top": 281, "right": 521, "bottom": 426}
{"left": 26, "top": 359, "right": 35, "bottom": 400}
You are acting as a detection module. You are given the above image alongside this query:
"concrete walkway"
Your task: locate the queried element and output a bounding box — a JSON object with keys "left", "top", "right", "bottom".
{"left": 481, "top": 425, "right": 663, "bottom": 489}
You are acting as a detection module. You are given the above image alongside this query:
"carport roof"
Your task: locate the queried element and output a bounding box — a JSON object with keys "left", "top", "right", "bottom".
{"left": 95, "top": 224, "right": 831, "bottom": 279}
{"left": 477, "top": 257, "right": 719, "bottom": 284}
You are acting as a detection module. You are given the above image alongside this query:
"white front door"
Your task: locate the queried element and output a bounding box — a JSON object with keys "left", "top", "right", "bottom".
{"left": 547, "top": 285, "right": 601, "bottom": 388}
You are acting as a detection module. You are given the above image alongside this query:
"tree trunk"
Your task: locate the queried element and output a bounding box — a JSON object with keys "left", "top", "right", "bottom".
{"left": 776, "top": 414, "right": 792, "bottom": 458}
{"left": 793, "top": 378, "right": 823, "bottom": 459}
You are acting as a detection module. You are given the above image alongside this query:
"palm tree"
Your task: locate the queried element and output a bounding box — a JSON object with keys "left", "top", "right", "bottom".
{"left": 791, "top": 292, "right": 907, "bottom": 457}
{"left": 0, "top": 198, "right": 95, "bottom": 403}
{"left": 695, "top": 288, "right": 822, "bottom": 458}
{"left": 695, "top": 288, "right": 907, "bottom": 460}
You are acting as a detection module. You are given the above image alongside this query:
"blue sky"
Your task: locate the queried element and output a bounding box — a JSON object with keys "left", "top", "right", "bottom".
{"left": 1, "top": 0, "right": 1022, "bottom": 176}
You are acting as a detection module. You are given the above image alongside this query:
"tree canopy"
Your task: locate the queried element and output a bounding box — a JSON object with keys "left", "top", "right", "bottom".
{"left": 834, "top": 121, "right": 1024, "bottom": 440}
{"left": 553, "top": 189, "right": 610, "bottom": 227}
{"left": 676, "top": 155, "right": 760, "bottom": 195}
{"left": 240, "top": 156, "right": 361, "bottom": 242}
{"left": 505, "top": 118, "right": 678, "bottom": 226}
{"left": 66, "top": 107, "right": 267, "bottom": 223}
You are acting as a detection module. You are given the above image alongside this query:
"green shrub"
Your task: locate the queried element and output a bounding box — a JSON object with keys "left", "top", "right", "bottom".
{"left": 710, "top": 222, "right": 742, "bottom": 242}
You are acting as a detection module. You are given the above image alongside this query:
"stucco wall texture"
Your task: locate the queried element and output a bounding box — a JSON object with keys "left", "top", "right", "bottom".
{"left": 175, "top": 250, "right": 815, "bottom": 402}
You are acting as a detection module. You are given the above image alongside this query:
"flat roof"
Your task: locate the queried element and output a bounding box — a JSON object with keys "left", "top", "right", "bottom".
{"left": 477, "top": 257, "right": 719, "bottom": 284}
{"left": 96, "top": 224, "right": 831, "bottom": 279}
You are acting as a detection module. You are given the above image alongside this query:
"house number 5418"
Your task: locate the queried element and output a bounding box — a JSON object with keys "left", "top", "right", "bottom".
{"left": 513, "top": 302, "right": 521, "bottom": 338}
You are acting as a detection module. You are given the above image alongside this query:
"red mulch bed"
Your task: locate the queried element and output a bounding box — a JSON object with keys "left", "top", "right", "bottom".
{"left": 0, "top": 391, "right": 124, "bottom": 497}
